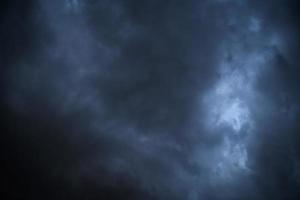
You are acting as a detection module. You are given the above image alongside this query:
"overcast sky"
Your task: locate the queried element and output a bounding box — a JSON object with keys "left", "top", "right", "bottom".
{"left": 1, "top": 0, "right": 300, "bottom": 199}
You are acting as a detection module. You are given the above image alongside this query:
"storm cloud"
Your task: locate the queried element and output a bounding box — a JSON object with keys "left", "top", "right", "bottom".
{"left": 1, "top": 0, "right": 300, "bottom": 199}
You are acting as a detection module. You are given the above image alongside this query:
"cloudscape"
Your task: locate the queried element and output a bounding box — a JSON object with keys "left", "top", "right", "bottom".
{"left": 1, "top": 0, "right": 300, "bottom": 199}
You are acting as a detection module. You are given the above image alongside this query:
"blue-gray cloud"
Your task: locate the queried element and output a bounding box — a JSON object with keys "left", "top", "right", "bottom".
{"left": 1, "top": 0, "right": 300, "bottom": 199}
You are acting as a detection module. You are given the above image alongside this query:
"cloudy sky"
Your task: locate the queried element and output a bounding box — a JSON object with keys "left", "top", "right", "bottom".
{"left": 1, "top": 0, "right": 300, "bottom": 199}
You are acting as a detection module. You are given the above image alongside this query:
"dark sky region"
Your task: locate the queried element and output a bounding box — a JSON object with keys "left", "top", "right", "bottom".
{"left": 1, "top": 0, "right": 300, "bottom": 199}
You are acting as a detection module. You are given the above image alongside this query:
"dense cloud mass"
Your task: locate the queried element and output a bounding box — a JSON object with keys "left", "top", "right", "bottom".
{"left": 1, "top": 0, "right": 300, "bottom": 199}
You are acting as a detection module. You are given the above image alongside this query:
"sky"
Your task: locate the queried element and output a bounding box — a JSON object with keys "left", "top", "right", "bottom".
{"left": 1, "top": 0, "right": 300, "bottom": 199}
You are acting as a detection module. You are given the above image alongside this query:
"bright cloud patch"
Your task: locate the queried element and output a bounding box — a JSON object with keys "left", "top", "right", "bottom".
{"left": 218, "top": 98, "right": 250, "bottom": 132}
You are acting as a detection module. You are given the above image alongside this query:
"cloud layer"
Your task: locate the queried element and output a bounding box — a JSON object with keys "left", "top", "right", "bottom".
{"left": 1, "top": 0, "right": 300, "bottom": 199}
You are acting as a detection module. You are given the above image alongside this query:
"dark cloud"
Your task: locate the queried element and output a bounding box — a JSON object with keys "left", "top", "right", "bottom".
{"left": 1, "top": 0, "right": 300, "bottom": 199}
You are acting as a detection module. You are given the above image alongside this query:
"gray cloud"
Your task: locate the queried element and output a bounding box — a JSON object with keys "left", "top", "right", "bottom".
{"left": 1, "top": 0, "right": 300, "bottom": 199}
